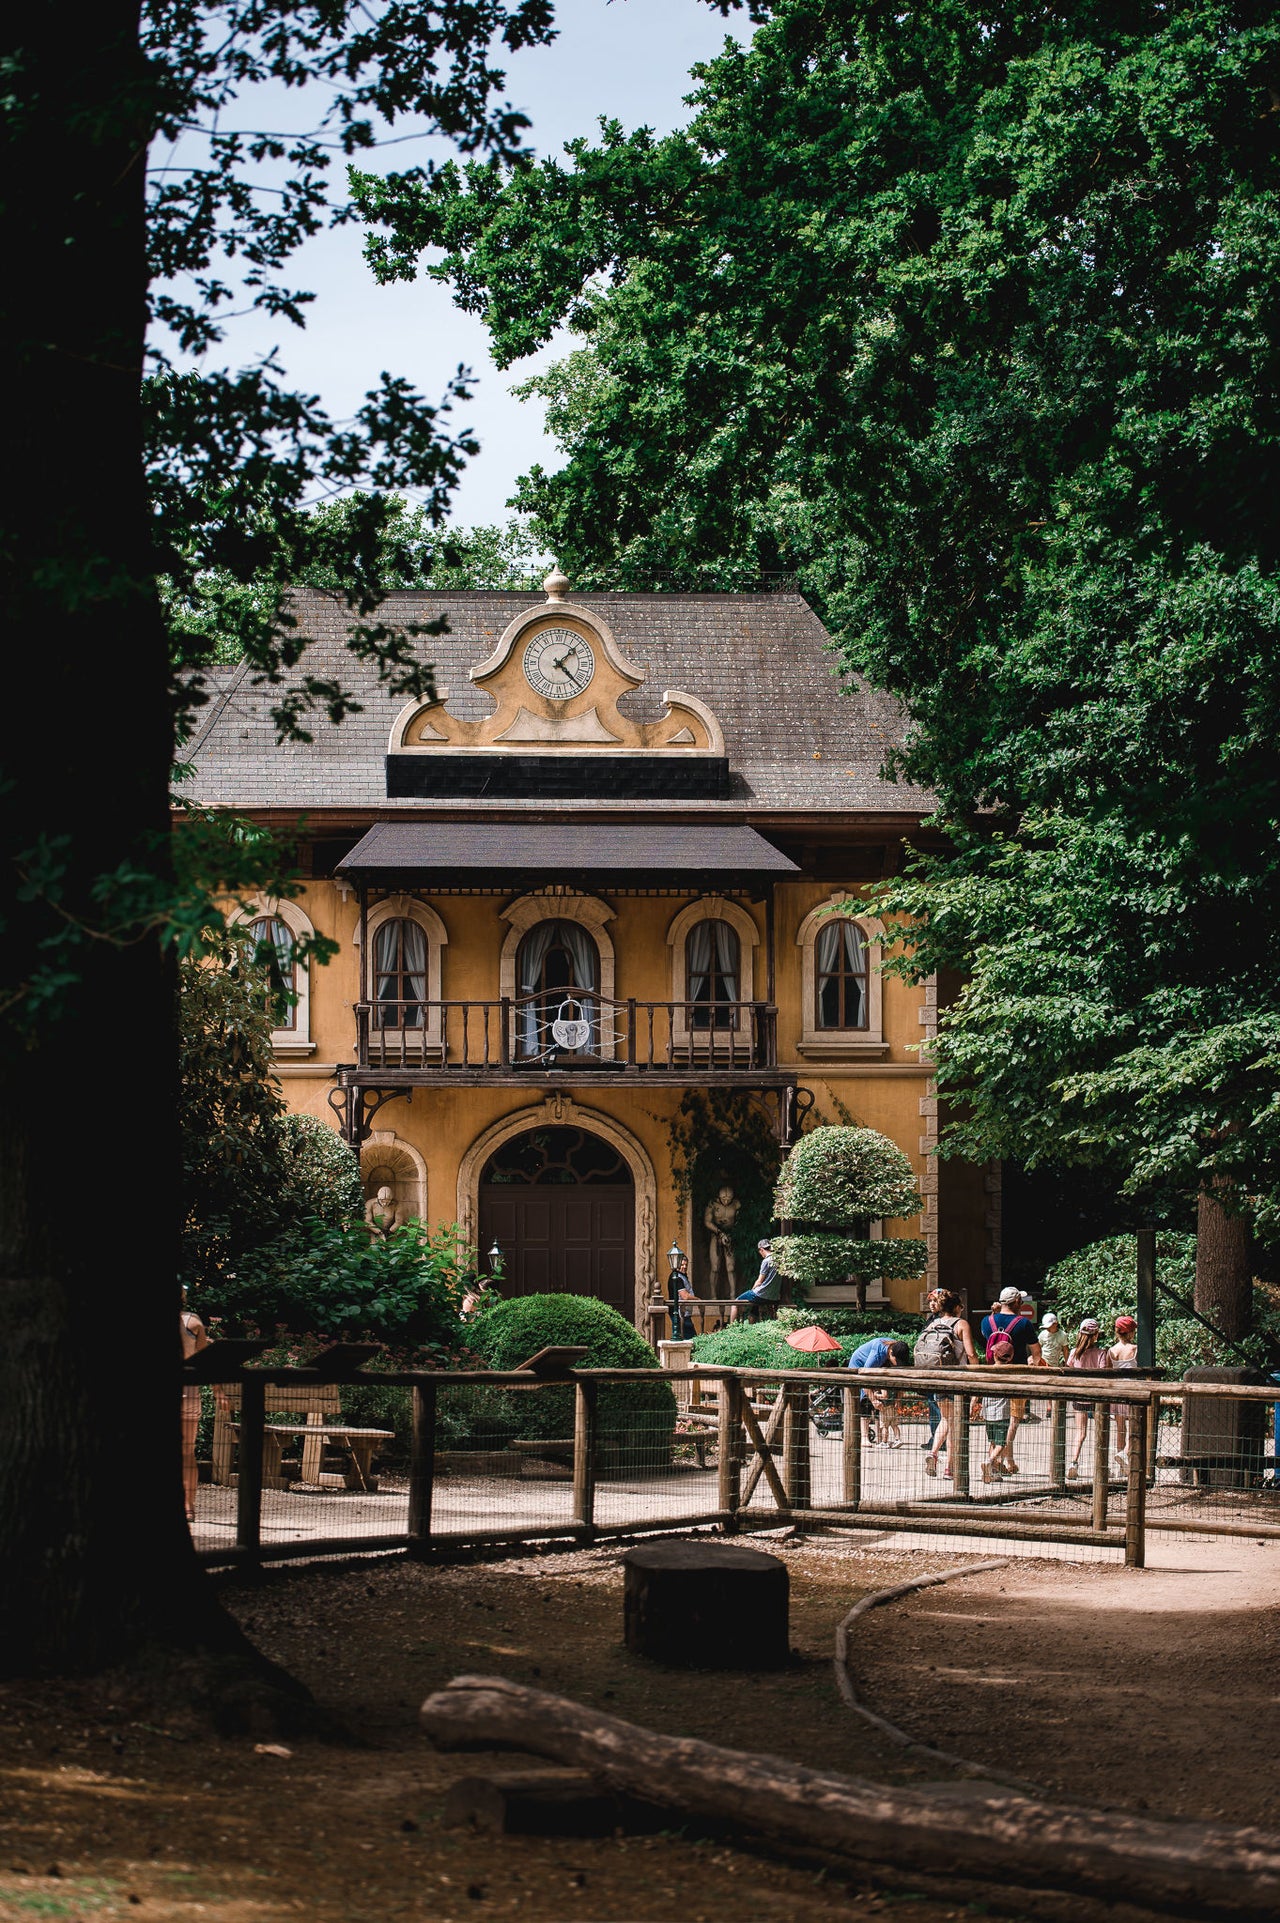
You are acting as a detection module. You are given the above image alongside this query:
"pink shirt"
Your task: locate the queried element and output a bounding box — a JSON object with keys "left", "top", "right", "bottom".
{"left": 1068, "top": 1344, "right": 1109, "bottom": 1372}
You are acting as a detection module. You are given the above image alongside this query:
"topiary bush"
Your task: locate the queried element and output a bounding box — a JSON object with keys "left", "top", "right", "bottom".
{"left": 772, "top": 1125, "right": 926, "bottom": 1292}
{"left": 467, "top": 1293, "right": 677, "bottom": 1465}
{"left": 692, "top": 1318, "right": 922, "bottom": 1371}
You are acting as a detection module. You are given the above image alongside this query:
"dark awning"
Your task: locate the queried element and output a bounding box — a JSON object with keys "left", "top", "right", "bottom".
{"left": 336, "top": 821, "right": 797, "bottom": 889}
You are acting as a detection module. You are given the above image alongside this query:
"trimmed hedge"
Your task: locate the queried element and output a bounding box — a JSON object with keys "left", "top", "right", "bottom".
{"left": 771, "top": 1232, "right": 927, "bottom": 1284}
{"left": 775, "top": 1126, "right": 921, "bottom": 1225}
{"left": 467, "top": 1293, "right": 677, "bottom": 1461}
{"left": 692, "top": 1318, "right": 921, "bottom": 1370}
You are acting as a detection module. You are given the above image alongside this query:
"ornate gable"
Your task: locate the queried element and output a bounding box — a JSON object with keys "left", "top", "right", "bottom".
{"left": 386, "top": 569, "right": 727, "bottom": 799}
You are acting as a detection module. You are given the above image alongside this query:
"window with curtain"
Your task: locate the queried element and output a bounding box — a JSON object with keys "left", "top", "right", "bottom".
{"left": 815, "top": 919, "right": 868, "bottom": 1029}
{"left": 249, "top": 914, "right": 296, "bottom": 1030}
{"left": 373, "top": 918, "right": 428, "bottom": 1029}
{"left": 686, "top": 921, "right": 740, "bottom": 1029}
{"left": 516, "top": 920, "right": 599, "bottom": 1055}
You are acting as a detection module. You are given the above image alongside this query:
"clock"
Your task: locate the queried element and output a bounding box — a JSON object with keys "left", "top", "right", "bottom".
{"left": 522, "top": 627, "right": 595, "bottom": 700}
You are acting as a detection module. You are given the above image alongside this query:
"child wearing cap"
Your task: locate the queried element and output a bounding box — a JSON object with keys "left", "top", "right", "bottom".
{"left": 1108, "top": 1315, "right": 1139, "bottom": 1473}
{"left": 1038, "top": 1312, "right": 1069, "bottom": 1370}
{"left": 1066, "top": 1318, "right": 1110, "bottom": 1479}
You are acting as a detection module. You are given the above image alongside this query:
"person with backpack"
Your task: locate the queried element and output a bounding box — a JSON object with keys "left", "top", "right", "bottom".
{"left": 918, "top": 1288, "right": 977, "bottom": 1480}
{"left": 979, "top": 1286, "right": 1042, "bottom": 1473}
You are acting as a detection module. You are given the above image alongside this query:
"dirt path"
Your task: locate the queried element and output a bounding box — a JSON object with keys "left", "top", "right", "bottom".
{"left": 1, "top": 1534, "right": 1277, "bottom": 1923}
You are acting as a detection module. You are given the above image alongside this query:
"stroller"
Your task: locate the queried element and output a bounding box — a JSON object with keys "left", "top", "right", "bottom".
{"left": 809, "top": 1382, "right": 844, "bottom": 1437}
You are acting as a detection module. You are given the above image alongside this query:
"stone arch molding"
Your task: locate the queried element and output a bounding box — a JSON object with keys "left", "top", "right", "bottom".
{"left": 665, "top": 895, "right": 761, "bottom": 1048}
{"left": 456, "top": 1094, "right": 658, "bottom": 1325}
{"left": 500, "top": 889, "right": 617, "bottom": 1058}
{"left": 231, "top": 894, "right": 316, "bottom": 1057}
{"left": 794, "top": 896, "right": 888, "bottom": 1059}
{"left": 359, "top": 1130, "right": 428, "bottom": 1225}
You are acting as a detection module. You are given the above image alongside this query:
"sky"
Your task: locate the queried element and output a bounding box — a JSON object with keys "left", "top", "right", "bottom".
{"left": 177, "top": 0, "right": 748, "bottom": 529}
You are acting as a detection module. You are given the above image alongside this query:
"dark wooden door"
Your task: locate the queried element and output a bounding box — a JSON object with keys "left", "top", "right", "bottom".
{"left": 479, "top": 1185, "right": 633, "bottom": 1316}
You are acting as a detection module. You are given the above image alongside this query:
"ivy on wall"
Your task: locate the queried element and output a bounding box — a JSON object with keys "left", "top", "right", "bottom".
{"left": 667, "top": 1090, "right": 784, "bottom": 1286}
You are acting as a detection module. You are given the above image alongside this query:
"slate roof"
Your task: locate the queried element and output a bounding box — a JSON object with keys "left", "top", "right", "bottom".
{"left": 338, "top": 821, "right": 799, "bottom": 884}
{"left": 182, "top": 588, "right": 926, "bottom": 817}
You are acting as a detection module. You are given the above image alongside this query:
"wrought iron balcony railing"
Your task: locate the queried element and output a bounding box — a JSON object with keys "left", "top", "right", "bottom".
{"left": 354, "top": 995, "right": 778, "bottom": 1075}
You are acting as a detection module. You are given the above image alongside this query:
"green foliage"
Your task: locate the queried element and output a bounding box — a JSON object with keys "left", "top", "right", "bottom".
{"left": 360, "top": 0, "right": 1280, "bottom": 1224}
{"left": 771, "top": 1234, "right": 928, "bottom": 1286}
{"left": 668, "top": 1089, "right": 783, "bottom": 1283}
{"left": 1037, "top": 1234, "right": 1280, "bottom": 1374}
{"left": 467, "top": 1294, "right": 676, "bottom": 1458}
{"left": 692, "top": 1316, "right": 920, "bottom": 1370}
{"left": 178, "top": 502, "right": 552, "bottom": 662}
{"left": 178, "top": 929, "right": 356, "bottom": 1292}
{"left": 200, "top": 1219, "right": 477, "bottom": 1359}
{"left": 276, "top": 1114, "right": 364, "bottom": 1224}
{"left": 773, "top": 1304, "right": 924, "bottom": 1343}
{"left": 773, "top": 1126, "right": 923, "bottom": 1288}
{"left": 775, "top": 1127, "right": 921, "bottom": 1225}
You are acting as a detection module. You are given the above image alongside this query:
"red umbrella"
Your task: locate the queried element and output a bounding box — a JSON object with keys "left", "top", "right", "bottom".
{"left": 784, "top": 1325, "right": 842, "bottom": 1353}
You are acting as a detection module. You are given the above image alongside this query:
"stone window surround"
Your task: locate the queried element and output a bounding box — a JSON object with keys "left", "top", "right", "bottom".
{"left": 794, "top": 896, "right": 888, "bottom": 1060}
{"left": 499, "top": 890, "right": 618, "bottom": 1058}
{"left": 353, "top": 897, "right": 449, "bottom": 1060}
{"left": 665, "top": 895, "right": 760, "bottom": 1051}
{"left": 233, "top": 895, "right": 316, "bottom": 1058}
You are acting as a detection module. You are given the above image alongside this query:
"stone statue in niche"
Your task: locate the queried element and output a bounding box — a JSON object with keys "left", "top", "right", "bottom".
{"left": 703, "top": 1184, "right": 741, "bottom": 1297}
{"left": 363, "top": 1183, "right": 403, "bottom": 1239}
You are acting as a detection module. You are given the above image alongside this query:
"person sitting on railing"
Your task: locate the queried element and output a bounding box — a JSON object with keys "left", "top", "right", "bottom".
{"left": 729, "top": 1239, "right": 782, "bottom": 1322}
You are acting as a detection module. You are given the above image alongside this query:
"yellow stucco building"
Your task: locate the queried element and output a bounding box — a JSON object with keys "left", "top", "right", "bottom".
{"left": 186, "top": 572, "right": 995, "bottom": 1330}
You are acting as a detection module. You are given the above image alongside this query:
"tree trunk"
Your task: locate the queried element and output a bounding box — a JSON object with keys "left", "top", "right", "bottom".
{"left": 1195, "top": 1186, "right": 1252, "bottom": 1344}
{"left": 0, "top": 2, "right": 259, "bottom": 1679}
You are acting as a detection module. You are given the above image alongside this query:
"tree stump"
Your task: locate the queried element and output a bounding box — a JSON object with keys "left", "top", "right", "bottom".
{"left": 623, "top": 1540, "right": 789, "bottom": 1669}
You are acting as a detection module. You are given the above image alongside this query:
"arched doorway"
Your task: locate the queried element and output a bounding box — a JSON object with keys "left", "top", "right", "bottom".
{"left": 478, "top": 1125, "right": 634, "bottom": 1315}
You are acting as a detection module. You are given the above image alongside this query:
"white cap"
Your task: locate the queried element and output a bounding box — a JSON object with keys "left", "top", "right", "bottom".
{"left": 1041, "top": 1312, "right": 1058, "bottom": 1328}
{"left": 999, "top": 1286, "right": 1021, "bottom": 1305}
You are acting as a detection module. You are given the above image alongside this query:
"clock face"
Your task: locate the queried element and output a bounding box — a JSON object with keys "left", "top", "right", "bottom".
{"left": 522, "top": 627, "right": 595, "bottom": 701}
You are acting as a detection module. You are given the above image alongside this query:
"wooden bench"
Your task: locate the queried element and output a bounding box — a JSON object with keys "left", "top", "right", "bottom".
{"left": 211, "top": 1383, "right": 395, "bottom": 1492}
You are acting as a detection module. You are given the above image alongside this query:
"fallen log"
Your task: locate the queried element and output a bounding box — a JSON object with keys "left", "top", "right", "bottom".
{"left": 421, "top": 1675, "right": 1280, "bottom": 1919}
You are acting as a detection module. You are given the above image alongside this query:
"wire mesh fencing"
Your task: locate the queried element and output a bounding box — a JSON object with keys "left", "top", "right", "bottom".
{"left": 186, "top": 1360, "right": 1279, "bottom": 1570}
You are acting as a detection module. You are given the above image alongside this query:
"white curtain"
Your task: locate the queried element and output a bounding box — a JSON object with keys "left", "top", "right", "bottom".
{"left": 517, "top": 920, "right": 598, "bottom": 1054}
{"left": 688, "top": 919, "right": 739, "bottom": 1025}
{"left": 816, "top": 919, "right": 866, "bottom": 1027}
{"left": 374, "top": 918, "right": 427, "bottom": 1027}
{"left": 251, "top": 915, "right": 295, "bottom": 1027}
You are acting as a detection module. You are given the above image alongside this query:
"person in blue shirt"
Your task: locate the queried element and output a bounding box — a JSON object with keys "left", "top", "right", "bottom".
{"left": 846, "top": 1337, "right": 911, "bottom": 1448}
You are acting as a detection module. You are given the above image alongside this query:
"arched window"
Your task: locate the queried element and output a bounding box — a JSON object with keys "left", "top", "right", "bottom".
{"left": 248, "top": 914, "right": 296, "bottom": 1028}
{"left": 815, "top": 919, "right": 869, "bottom": 1030}
{"left": 373, "top": 917, "right": 428, "bottom": 1030}
{"left": 686, "top": 921, "right": 740, "bottom": 1029}
{"left": 516, "top": 920, "right": 599, "bottom": 1056}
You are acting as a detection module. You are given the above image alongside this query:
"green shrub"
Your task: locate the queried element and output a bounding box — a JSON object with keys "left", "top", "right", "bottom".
{"left": 467, "top": 1294, "right": 676, "bottom": 1460}
{"left": 775, "top": 1126, "right": 921, "bottom": 1223}
{"left": 692, "top": 1315, "right": 921, "bottom": 1370}
{"left": 773, "top": 1304, "right": 925, "bottom": 1342}
{"left": 199, "top": 1218, "right": 477, "bottom": 1358}
{"left": 772, "top": 1125, "right": 925, "bottom": 1290}
{"left": 277, "top": 1114, "right": 364, "bottom": 1222}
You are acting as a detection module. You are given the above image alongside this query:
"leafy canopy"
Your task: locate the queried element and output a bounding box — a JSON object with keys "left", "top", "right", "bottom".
{"left": 358, "top": 1, "right": 1280, "bottom": 1219}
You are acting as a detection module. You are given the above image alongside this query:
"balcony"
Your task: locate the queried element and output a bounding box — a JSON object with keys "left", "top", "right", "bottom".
{"left": 345, "top": 994, "right": 781, "bottom": 1085}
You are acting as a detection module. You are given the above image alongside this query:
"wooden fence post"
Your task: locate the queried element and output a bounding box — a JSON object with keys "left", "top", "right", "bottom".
{"left": 1092, "top": 1400, "right": 1111, "bottom": 1532}
{"left": 1125, "top": 1401, "right": 1148, "bottom": 1568}
{"left": 1050, "top": 1394, "right": 1068, "bottom": 1490}
{"left": 1146, "top": 1391, "right": 1161, "bottom": 1485}
{"left": 573, "top": 1379, "right": 598, "bottom": 1534}
{"left": 784, "top": 1382, "right": 811, "bottom": 1511}
{"left": 952, "top": 1391, "right": 971, "bottom": 1497}
{"left": 408, "top": 1380, "right": 437, "bottom": 1559}
{"left": 235, "top": 1373, "right": 265, "bottom": 1563}
{"left": 841, "top": 1385, "right": 861, "bottom": 1508}
{"left": 718, "top": 1377, "right": 742, "bottom": 1528}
